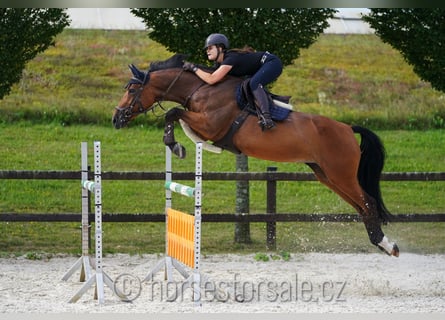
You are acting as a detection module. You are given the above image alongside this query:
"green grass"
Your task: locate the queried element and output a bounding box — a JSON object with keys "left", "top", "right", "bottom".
{"left": 2, "top": 222, "right": 443, "bottom": 257}
{"left": 276, "top": 35, "right": 445, "bottom": 129}
{"left": 0, "top": 125, "right": 444, "bottom": 256}
{"left": 0, "top": 124, "right": 443, "bottom": 215}
{"left": 0, "top": 30, "right": 444, "bottom": 257}
{"left": 1, "top": 30, "right": 444, "bottom": 129}
{"left": 0, "top": 29, "right": 172, "bottom": 127}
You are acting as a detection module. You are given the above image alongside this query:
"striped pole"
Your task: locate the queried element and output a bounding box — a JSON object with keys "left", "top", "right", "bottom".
{"left": 81, "top": 180, "right": 95, "bottom": 192}
{"left": 165, "top": 181, "right": 195, "bottom": 197}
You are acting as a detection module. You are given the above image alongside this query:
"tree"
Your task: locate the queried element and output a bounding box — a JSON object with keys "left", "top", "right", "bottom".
{"left": 131, "top": 8, "right": 336, "bottom": 65}
{"left": 0, "top": 8, "right": 70, "bottom": 99}
{"left": 363, "top": 9, "right": 445, "bottom": 93}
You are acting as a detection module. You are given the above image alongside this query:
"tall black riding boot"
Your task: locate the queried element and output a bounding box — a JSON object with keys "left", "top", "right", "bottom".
{"left": 252, "top": 85, "right": 276, "bottom": 130}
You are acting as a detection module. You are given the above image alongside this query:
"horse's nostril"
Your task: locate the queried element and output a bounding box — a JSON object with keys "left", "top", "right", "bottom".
{"left": 112, "top": 114, "right": 123, "bottom": 129}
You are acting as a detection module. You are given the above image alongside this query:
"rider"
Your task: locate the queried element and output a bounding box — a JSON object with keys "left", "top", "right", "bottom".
{"left": 183, "top": 33, "right": 283, "bottom": 131}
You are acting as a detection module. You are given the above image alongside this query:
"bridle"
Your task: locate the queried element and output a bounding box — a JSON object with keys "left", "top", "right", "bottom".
{"left": 114, "top": 69, "right": 188, "bottom": 122}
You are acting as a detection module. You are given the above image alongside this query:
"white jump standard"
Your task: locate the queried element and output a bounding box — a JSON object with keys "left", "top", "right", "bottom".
{"left": 144, "top": 142, "right": 205, "bottom": 305}
{"left": 63, "top": 141, "right": 127, "bottom": 304}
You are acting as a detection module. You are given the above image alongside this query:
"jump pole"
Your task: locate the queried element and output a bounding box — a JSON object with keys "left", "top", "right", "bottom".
{"left": 144, "top": 142, "right": 204, "bottom": 305}
{"left": 64, "top": 141, "right": 127, "bottom": 304}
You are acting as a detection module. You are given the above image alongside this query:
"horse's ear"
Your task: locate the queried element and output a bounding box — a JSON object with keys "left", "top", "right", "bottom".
{"left": 128, "top": 64, "right": 145, "bottom": 81}
{"left": 128, "top": 64, "right": 138, "bottom": 76}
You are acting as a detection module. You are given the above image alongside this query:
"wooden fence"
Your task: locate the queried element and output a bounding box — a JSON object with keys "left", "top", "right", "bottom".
{"left": 1, "top": 170, "right": 444, "bottom": 248}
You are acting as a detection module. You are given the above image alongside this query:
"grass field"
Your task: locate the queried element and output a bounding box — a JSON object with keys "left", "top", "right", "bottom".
{"left": 0, "top": 30, "right": 444, "bottom": 257}
{"left": 1, "top": 29, "right": 444, "bottom": 128}
{"left": 0, "top": 125, "right": 443, "bottom": 257}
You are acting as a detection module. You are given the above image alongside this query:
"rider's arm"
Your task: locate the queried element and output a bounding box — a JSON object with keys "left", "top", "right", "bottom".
{"left": 195, "top": 64, "right": 232, "bottom": 85}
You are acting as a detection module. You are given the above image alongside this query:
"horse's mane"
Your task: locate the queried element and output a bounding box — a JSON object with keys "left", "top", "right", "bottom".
{"left": 149, "top": 53, "right": 188, "bottom": 72}
{"left": 149, "top": 53, "right": 216, "bottom": 73}
{"left": 127, "top": 54, "right": 187, "bottom": 86}
{"left": 128, "top": 53, "right": 217, "bottom": 86}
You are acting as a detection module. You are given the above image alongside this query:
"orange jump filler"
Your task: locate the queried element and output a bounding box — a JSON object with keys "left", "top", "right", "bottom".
{"left": 167, "top": 208, "right": 195, "bottom": 269}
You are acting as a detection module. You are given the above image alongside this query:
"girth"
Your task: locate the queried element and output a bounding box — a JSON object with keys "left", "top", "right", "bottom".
{"left": 212, "top": 110, "right": 250, "bottom": 154}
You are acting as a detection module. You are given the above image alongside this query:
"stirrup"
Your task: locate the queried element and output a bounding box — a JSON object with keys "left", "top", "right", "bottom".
{"left": 258, "top": 114, "right": 276, "bottom": 131}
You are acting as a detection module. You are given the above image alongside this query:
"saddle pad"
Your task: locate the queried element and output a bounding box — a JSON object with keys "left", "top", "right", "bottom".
{"left": 269, "top": 103, "right": 291, "bottom": 121}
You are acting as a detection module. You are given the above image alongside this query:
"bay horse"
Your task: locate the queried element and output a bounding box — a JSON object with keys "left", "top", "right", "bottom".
{"left": 113, "top": 53, "right": 399, "bottom": 257}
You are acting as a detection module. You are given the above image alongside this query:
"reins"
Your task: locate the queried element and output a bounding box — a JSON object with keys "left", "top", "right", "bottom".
{"left": 156, "top": 69, "right": 185, "bottom": 104}
{"left": 155, "top": 69, "right": 205, "bottom": 111}
{"left": 151, "top": 69, "right": 186, "bottom": 114}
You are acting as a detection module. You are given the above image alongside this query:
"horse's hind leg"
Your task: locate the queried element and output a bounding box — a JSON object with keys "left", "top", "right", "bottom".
{"left": 307, "top": 163, "right": 364, "bottom": 213}
{"left": 307, "top": 163, "right": 397, "bottom": 256}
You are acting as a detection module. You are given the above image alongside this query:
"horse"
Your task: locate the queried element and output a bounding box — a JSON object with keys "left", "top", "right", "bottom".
{"left": 112, "top": 53, "right": 399, "bottom": 257}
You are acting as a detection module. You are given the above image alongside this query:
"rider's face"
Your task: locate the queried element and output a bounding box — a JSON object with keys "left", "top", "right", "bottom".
{"left": 206, "top": 45, "right": 219, "bottom": 61}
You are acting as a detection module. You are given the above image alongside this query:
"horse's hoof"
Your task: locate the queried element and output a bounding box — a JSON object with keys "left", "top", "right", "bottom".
{"left": 391, "top": 244, "right": 400, "bottom": 257}
{"left": 172, "top": 143, "right": 186, "bottom": 159}
{"left": 377, "top": 236, "right": 399, "bottom": 257}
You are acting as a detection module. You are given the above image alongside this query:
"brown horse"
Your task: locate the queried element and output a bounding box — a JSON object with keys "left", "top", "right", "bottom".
{"left": 113, "top": 53, "right": 399, "bottom": 257}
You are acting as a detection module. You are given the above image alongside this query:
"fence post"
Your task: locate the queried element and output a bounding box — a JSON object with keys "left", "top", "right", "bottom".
{"left": 266, "top": 166, "right": 277, "bottom": 250}
{"left": 235, "top": 154, "right": 251, "bottom": 243}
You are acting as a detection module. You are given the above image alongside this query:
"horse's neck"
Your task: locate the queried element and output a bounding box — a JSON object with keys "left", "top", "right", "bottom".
{"left": 151, "top": 70, "right": 203, "bottom": 105}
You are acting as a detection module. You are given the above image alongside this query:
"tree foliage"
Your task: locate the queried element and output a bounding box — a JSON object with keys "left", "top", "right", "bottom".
{"left": 363, "top": 9, "right": 445, "bottom": 93}
{"left": 0, "top": 8, "right": 70, "bottom": 99}
{"left": 131, "top": 8, "right": 336, "bottom": 66}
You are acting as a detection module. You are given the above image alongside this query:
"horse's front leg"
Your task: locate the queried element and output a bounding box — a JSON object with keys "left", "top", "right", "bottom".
{"left": 163, "top": 108, "right": 186, "bottom": 159}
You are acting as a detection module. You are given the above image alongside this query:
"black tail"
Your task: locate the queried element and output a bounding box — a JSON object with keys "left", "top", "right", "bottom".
{"left": 352, "top": 125, "right": 392, "bottom": 223}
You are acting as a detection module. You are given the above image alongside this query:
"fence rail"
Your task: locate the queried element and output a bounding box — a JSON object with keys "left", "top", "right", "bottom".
{"left": 1, "top": 170, "right": 443, "bottom": 223}
{"left": 2, "top": 169, "right": 444, "bottom": 249}
{"left": 1, "top": 212, "right": 444, "bottom": 223}
{"left": 1, "top": 170, "right": 445, "bottom": 181}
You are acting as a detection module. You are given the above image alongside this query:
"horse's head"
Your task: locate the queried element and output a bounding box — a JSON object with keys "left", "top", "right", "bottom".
{"left": 112, "top": 54, "right": 189, "bottom": 129}
{"left": 112, "top": 64, "right": 154, "bottom": 129}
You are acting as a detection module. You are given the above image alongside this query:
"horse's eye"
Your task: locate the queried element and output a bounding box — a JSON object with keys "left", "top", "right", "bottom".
{"left": 128, "top": 88, "right": 137, "bottom": 94}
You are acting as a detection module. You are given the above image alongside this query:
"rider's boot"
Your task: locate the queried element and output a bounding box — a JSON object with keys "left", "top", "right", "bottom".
{"left": 252, "top": 85, "right": 276, "bottom": 131}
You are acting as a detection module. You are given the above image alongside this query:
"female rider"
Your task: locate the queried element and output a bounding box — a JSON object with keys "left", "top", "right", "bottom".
{"left": 183, "top": 33, "right": 283, "bottom": 130}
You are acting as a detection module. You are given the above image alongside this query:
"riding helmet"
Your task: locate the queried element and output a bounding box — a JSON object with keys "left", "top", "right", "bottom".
{"left": 204, "top": 33, "right": 229, "bottom": 49}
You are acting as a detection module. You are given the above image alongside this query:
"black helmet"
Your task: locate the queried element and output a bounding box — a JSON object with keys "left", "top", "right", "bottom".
{"left": 204, "top": 33, "right": 229, "bottom": 49}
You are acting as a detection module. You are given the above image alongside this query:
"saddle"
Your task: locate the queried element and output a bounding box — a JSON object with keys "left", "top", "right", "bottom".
{"left": 212, "top": 80, "right": 293, "bottom": 154}
{"left": 236, "top": 79, "right": 292, "bottom": 121}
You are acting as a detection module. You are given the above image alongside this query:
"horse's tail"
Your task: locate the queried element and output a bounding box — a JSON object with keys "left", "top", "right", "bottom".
{"left": 352, "top": 125, "right": 392, "bottom": 223}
